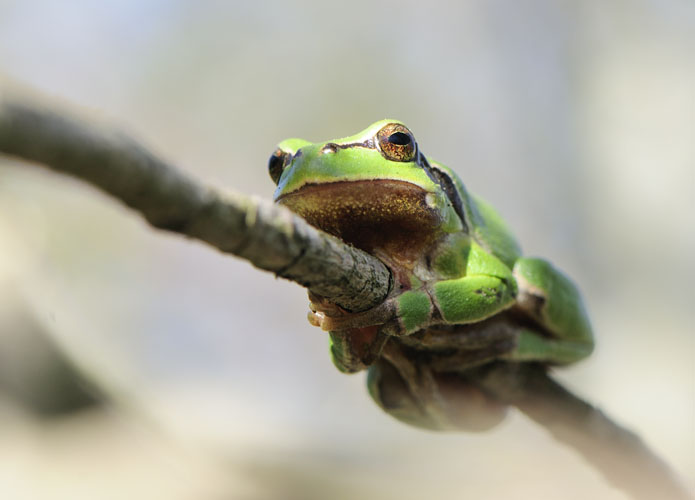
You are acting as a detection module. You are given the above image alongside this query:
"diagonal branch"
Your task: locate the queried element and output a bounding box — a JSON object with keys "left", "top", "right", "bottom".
{"left": 0, "top": 90, "right": 390, "bottom": 313}
{"left": 473, "top": 362, "right": 692, "bottom": 500}
{"left": 0, "top": 88, "right": 690, "bottom": 500}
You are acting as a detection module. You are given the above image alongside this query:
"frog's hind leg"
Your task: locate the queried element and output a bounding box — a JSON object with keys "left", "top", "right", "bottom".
{"left": 366, "top": 343, "right": 508, "bottom": 431}
{"left": 508, "top": 257, "right": 594, "bottom": 365}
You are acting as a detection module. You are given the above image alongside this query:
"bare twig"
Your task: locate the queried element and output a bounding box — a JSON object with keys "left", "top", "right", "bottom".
{"left": 0, "top": 89, "right": 690, "bottom": 500}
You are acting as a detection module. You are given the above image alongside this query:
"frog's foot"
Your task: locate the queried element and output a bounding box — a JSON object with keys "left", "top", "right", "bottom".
{"left": 307, "top": 292, "right": 347, "bottom": 319}
{"left": 308, "top": 299, "right": 399, "bottom": 333}
{"left": 307, "top": 290, "right": 399, "bottom": 331}
{"left": 307, "top": 287, "right": 434, "bottom": 336}
{"left": 367, "top": 342, "right": 508, "bottom": 431}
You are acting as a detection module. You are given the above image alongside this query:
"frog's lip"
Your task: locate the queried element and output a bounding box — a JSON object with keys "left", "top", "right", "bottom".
{"left": 275, "top": 178, "right": 432, "bottom": 202}
{"left": 275, "top": 179, "right": 443, "bottom": 254}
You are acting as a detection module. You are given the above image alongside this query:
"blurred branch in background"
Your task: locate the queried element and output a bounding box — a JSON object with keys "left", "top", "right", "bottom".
{"left": 0, "top": 289, "right": 102, "bottom": 417}
{"left": 0, "top": 87, "right": 690, "bottom": 500}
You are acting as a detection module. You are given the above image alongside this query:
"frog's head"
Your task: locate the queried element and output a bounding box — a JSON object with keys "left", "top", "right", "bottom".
{"left": 269, "top": 120, "right": 467, "bottom": 258}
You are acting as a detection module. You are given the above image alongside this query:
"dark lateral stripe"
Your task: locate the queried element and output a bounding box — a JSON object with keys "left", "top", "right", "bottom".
{"left": 417, "top": 153, "right": 469, "bottom": 233}
{"left": 321, "top": 139, "right": 375, "bottom": 153}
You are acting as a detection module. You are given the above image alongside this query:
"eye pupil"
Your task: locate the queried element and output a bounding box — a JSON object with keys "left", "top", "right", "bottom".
{"left": 388, "top": 132, "right": 411, "bottom": 146}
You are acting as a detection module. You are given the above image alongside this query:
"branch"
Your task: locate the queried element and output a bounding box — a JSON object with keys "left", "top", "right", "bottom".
{"left": 474, "top": 363, "right": 692, "bottom": 500}
{"left": 0, "top": 88, "right": 690, "bottom": 500}
{"left": 0, "top": 90, "right": 389, "bottom": 313}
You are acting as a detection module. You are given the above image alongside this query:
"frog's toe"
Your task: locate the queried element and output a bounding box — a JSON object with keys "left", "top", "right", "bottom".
{"left": 308, "top": 292, "right": 347, "bottom": 317}
{"left": 307, "top": 310, "right": 323, "bottom": 328}
{"left": 311, "top": 301, "right": 398, "bottom": 332}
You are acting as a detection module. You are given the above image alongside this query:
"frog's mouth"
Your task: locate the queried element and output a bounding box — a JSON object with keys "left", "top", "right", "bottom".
{"left": 276, "top": 179, "right": 443, "bottom": 262}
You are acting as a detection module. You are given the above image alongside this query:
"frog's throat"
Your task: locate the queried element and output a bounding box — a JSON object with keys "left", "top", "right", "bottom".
{"left": 277, "top": 179, "right": 444, "bottom": 263}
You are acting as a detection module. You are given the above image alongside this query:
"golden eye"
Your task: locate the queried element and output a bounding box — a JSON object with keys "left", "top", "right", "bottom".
{"left": 268, "top": 148, "right": 290, "bottom": 184}
{"left": 376, "top": 123, "right": 416, "bottom": 162}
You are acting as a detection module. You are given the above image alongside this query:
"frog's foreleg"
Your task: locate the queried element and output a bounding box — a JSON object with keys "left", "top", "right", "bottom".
{"left": 310, "top": 274, "right": 516, "bottom": 336}
{"left": 431, "top": 274, "right": 516, "bottom": 325}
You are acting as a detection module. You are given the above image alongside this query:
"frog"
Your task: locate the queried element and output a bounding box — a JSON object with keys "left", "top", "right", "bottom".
{"left": 269, "top": 120, "right": 594, "bottom": 431}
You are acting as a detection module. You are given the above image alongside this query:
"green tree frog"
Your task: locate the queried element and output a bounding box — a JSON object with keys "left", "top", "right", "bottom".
{"left": 269, "top": 120, "right": 594, "bottom": 431}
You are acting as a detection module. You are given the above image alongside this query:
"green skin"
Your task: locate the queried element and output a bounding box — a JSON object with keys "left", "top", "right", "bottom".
{"left": 270, "top": 120, "right": 594, "bottom": 431}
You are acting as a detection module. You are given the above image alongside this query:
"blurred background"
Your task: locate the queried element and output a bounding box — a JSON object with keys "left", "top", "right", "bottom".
{"left": 0, "top": 1, "right": 693, "bottom": 499}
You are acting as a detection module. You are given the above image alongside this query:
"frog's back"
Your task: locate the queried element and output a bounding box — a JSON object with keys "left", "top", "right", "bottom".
{"left": 430, "top": 160, "right": 522, "bottom": 268}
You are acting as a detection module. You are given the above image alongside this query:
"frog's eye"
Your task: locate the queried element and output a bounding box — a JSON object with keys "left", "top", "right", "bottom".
{"left": 376, "top": 123, "right": 417, "bottom": 162}
{"left": 268, "top": 148, "right": 290, "bottom": 184}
